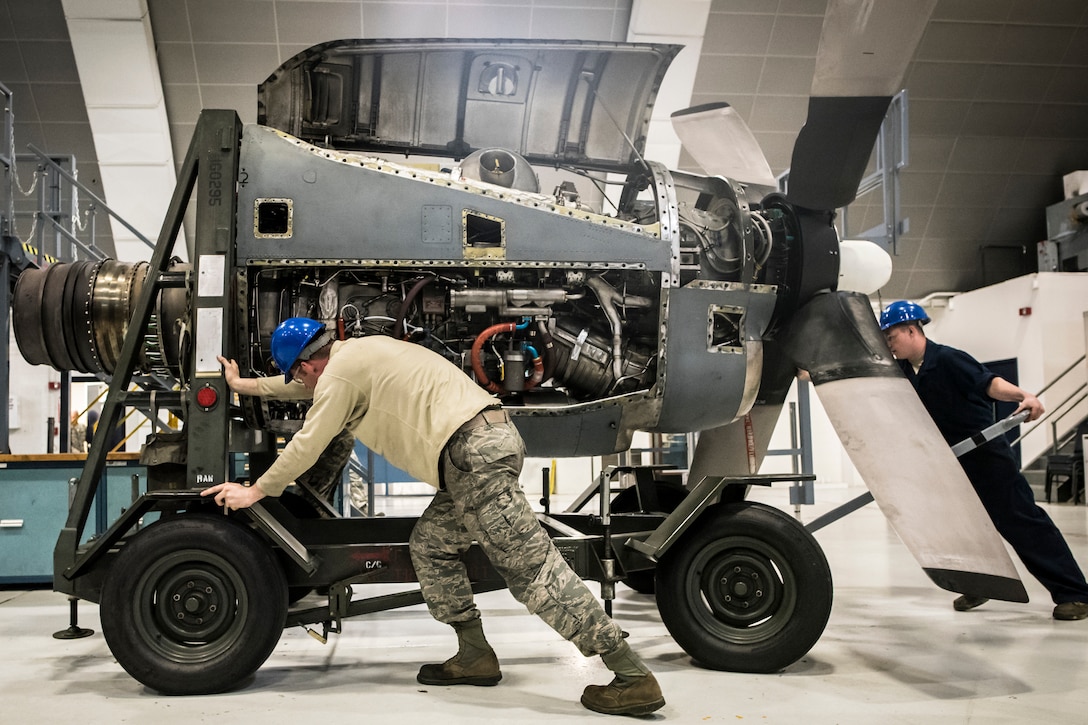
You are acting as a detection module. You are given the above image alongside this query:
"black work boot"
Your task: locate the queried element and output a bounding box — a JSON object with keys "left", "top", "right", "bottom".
{"left": 1053, "top": 601, "right": 1088, "bottom": 620}
{"left": 581, "top": 640, "right": 665, "bottom": 716}
{"left": 417, "top": 618, "right": 502, "bottom": 686}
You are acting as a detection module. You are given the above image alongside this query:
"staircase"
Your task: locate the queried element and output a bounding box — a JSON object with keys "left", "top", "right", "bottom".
{"left": 1018, "top": 354, "right": 1087, "bottom": 503}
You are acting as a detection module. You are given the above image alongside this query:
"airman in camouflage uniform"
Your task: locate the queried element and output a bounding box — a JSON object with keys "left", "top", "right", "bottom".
{"left": 411, "top": 412, "right": 664, "bottom": 716}
{"left": 206, "top": 329, "right": 664, "bottom": 716}
{"left": 293, "top": 428, "right": 356, "bottom": 515}
{"left": 411, "top": 419, "right": 623, "bottom": 656}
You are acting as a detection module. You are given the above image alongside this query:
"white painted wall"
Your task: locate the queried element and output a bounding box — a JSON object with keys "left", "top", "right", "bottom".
{"left": 7, "top": 327, "right": 62, "bottom": 454}
{"left": 627, "top": 0, "right": 713, "bottom": 169}
{"left": 923, "top": 272, "right": 1088, "bottom": 464}
{"left": 6, "top": 326, "right": 151, "bottom": 455}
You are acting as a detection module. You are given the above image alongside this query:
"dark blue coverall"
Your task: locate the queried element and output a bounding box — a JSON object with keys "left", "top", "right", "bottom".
{"left": 899, "top": 340, "right": 1088, "bottom": 604}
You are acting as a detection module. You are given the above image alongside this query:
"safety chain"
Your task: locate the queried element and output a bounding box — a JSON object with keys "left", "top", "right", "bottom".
{"left": 5, "top": 110, "right": 97, "bottom": 250}
{"left": 5, "top": 110, "right": 41, "bottom": 241}
{"left": 6, "top": 115, "right": 41, "bottom": 198}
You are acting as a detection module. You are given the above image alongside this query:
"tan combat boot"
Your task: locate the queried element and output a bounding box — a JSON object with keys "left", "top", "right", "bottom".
{"left": 581, "top": 640, "right": 665, "bottom": 716}
{"left": 416, "top": 618, "right": 502, "bottom": 686}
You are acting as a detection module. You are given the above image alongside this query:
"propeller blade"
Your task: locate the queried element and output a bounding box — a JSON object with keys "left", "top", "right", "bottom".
{"left": 812, "top": 0, "right": 938, "bottom": 98}
{"left": 781, "top": 291, "right": 1028, "bottom": 602}
{"left": 786, "top": 0, "right": 937, "bottom": 210}
{"left": 670, "top": 102, "right": 776, "bottom": 191}
{"left": 786, "top": 96, "right": 889, "bottom": 211}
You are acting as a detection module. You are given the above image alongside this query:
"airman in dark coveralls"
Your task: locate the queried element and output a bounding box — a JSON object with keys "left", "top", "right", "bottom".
{"left": 881, "top": 301, "right": 1088, "bottom": 620}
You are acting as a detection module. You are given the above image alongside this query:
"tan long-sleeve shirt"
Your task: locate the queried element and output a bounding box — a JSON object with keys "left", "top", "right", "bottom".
{"left": 254, "top": 336, "right": 497, "bottom": 496}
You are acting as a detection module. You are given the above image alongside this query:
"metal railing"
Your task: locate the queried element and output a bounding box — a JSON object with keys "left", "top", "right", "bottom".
{"left": 3, "top": 84, "right": 154, "bottom": 266}
{"left": 20, "top": 142, "right": 155, "bottom": 262}
{"left": 16, "top": 147, "right": 107, "bottom": 264}
{"left": 1, "top": 81, "right": 15, "bottom": 239}
{"left": 1011, "top": 354, "right": 1087, "bottom": 460}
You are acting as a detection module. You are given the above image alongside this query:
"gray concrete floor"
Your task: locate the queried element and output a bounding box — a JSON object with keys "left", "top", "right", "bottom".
{"left": 2, "top": 484, "right": 1087, "bottom": 724}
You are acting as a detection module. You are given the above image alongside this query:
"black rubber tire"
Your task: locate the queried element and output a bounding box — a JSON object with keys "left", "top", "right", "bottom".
{"left": 655, "top": 501, "right": 832, "bottom": 673}
{"left": 100, "top": 514, "right": 289, "bottom": 695}
{"left": 611, "top": 481, "right": 688, "bottom": 594}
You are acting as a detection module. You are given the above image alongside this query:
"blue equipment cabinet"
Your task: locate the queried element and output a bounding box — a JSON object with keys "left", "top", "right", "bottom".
{"left": 0, "top": 453, "right": 147, "bottom": 584}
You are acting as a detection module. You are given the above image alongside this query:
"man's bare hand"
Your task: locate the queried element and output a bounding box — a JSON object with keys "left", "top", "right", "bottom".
{"left": 217, "top": 355, "right": 241, "bottom": 389}
{"left": 988, "top": 378, "right": 1045, "bottom": 422}
{"left": 201, "top": 481, "right": 266, "bottom": 512}
{"left": 217, "top": 355, "right": 262, "bottom": 396}
{"left": 1013, "top": 393, "right": 1044, "bottom": 422}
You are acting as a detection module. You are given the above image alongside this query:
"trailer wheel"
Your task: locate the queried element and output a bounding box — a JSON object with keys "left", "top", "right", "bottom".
{"left": 611, "top": 481, "right": 688, "bottom": 594}
{"left": 100, "top": 514, "right": 288, "bottom": 694}
{"left": 655, "top": 501, "right": 832, "bottom": 673}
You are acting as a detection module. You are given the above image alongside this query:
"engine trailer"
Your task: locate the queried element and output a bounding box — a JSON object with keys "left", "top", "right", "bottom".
{"left": 73, "top": 467, "right": 828, "bottom": 695}
{"left": 10, "top": 102, "right": 833, "bottom": 694}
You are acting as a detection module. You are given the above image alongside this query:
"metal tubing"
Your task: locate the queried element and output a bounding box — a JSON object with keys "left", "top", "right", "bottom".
{"left": 541, "top": 466, "right": 551, "bottom": 515}
{"left": 285, "top": 581, "right": 507, "bottom": 628}
{"left": 598, "top": 468, "right": 615, "bottom": 615}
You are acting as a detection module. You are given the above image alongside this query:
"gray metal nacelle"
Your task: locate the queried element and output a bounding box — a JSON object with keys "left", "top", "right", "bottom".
{"left": 11, "top": 39, "right": 823, "bottom": 461}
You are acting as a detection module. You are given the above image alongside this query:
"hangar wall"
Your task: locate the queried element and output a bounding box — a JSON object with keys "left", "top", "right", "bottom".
{"left": 925, "top": 272, "right": 1088, "bottom": 467}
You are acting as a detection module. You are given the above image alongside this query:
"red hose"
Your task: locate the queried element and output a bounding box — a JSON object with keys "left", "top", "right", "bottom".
{"left": 471, "top": 323, "right": 546, "bottom": 393}
{"left": 527, "top": 353, "right": 544, "bottom": 388}
{"left": 471, "top": 322, "right": 515, "bottom": 394}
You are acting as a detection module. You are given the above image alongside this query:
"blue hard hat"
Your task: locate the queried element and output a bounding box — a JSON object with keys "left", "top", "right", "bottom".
{"left": 271, "top": 317, "right": 326, "bottom": 382}
{"left": 879, "top": 300, "right": 930, "bottom": 330}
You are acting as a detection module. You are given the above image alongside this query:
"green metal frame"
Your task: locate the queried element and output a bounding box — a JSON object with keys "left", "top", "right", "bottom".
{"left": 53, "top": 110, "right": 243, "bottom": 598}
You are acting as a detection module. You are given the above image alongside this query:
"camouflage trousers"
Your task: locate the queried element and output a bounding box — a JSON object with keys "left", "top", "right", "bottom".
{"left": 409, "top": 418, "right": 625, "bottom": 657}
{"left": 294, "top": 428, "right": 356, "bottom": 515}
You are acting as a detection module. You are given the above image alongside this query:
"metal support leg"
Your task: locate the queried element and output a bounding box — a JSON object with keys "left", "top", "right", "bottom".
{"left": 52, "top": 597, "right": 94, "bottom": 640}
{"left": 598, "top": 468, "right": 615, "bottom": 616}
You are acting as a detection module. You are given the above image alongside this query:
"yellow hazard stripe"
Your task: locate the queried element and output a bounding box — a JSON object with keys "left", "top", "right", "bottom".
{"left": 21, "top": 242, "right": 58, "bottom": 264}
